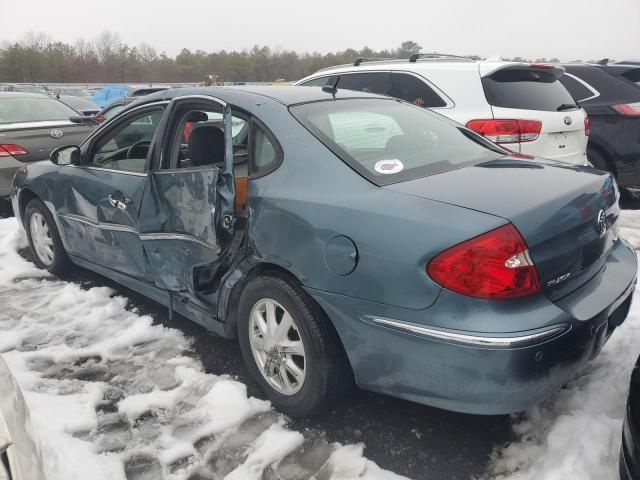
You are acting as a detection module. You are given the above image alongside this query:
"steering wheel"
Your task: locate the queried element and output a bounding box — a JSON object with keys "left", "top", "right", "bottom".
{"left": 126, "top": 140, "right": 151, "bottom": 159}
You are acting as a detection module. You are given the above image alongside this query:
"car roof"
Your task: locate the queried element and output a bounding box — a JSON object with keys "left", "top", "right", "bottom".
{"left": 0, "top": 91, "right": 52, "bottom": 99}
{"left": 128, "top": 85, "right": 391, "bottom": 110}
{"left": 298, "top": 59, "right": 565, "bottom": 81}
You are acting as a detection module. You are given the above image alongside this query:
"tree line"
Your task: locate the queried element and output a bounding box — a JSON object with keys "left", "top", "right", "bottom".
{"left": 0, "top": 33, "right": 588, "bottom": 84}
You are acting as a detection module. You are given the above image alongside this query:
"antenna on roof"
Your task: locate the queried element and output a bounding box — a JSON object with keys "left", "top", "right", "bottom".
{"left": 322, "top": 76, "right": 340, "bottom": 97}
{"left": 597, "top": 58, "right": 609, "bottom": 65}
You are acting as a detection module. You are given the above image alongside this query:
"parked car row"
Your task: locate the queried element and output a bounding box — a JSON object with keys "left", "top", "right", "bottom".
{"left": 297, "top": 55, "right": 640, "bottom": 198}
{"left": 2, "top": 56, "right": 640, "bottom": 479}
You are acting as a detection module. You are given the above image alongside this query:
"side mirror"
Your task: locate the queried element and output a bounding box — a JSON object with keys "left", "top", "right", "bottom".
{"left": 50, "top": 145, "right": 81, "bottom": 166}
{"left": 69, "top": 115, "right": 99, "bottom": 125}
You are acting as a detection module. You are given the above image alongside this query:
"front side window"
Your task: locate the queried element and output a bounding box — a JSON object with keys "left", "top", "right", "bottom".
{"left": 482, "top": 68, "right": 577, "bottom": 111}
{"left": 391, "top": 73, "right": 447, "bottom": 107}
{"left": 291, "top": 99, "right": 502, "bottom": 185}
{"left": 89, "top": 108, "right": 164, "bottom": 173}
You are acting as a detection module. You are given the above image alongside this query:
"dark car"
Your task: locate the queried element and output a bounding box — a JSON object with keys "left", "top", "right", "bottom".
{"left": 57, "top": 95, "right": 100, "bottom": 116}
{"left": 0, "top": 92, "right": 95, "bottom": 198}
{"left": 10, "top": 86, "right": 637, "bottom": 418}
{"left": 560, "top": 64, "right": 640, "bottom": 193}
{"left": 621, "top": 355, "right": 640, "bottom": 479}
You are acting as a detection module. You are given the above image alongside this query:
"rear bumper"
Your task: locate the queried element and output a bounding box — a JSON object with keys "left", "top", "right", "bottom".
{"left": 0, "top": 155, "right": 22, "bottom": 198}
{"left": 309, "top": 239, "right": 637, "bottom": 415}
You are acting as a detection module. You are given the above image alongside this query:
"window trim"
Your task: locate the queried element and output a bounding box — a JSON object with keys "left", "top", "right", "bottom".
{"left": 81, "top": 103, "right": 167, "bottom": 176}
{"left": 247, "top": 116, "right": 284, "bottom": 179}
{"left": 563, "top": 72, "right": 601, "bottom": 102}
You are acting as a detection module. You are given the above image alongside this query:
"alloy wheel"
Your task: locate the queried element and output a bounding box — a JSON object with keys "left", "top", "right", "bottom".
{"left": 29, "top": 212, "right": 54, "bottom": 266}
{"left": 248, "top": 298, "right": 306, "bottom": 395}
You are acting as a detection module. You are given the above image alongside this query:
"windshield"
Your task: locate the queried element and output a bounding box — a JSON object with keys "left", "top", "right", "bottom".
{"left": 0, "top": 97, "right": 77, "bottom": 124}
{"left": 482, "top": 68, "right": 577, "bottom": 111}
{"left": 290, "top": 99, "right": 503, "bottom": 185}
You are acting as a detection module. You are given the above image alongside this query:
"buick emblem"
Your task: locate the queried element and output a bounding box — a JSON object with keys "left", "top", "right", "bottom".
{"left": 595, "top": 209, "right": 607, "bottom": 238}
{"left": 50, "top": 129, "right": 64, "bottom": 139}
{"left": 564, "top": 116, "right": 573, "bottom": 126}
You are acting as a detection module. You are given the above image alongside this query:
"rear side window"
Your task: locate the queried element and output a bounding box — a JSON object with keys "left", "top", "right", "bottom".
{"left": 559, "top": 74, "right": 595, "bottom": 102}
{"left": 299, "top": 75, "right": 337, "bottom": 87}
{"left": 621, "top": 69, "right": 640, "bottom": 85}
{"left": 252, "top": 125, "right": 278, "bottom": 175}
{"left": 391, "top": 73, "right": 447, "bottom": 107}
{"left": 482, "top": 68, "right": 576, "bottom": 111}
{"left": 337, "top": 73, "right": 393, "bottom": 96}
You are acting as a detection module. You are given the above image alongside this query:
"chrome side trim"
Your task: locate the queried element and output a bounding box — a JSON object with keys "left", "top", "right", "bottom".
{"left": 60, "top": 214, "right": 219, "bottom": 250}
{"left": 564, "top": 72, "right": 601, "bottom": 102}
{"left": 139, "top": 233, "right": 218, "bottom": 250}
{"left": 369, "top": 317, "right": 569, "bottom": 348}
{"left": 67, "top": 165, "right": 148, "bottom": 177}
{"left": 60, "top": 214, "right": 137, "bottom": 233}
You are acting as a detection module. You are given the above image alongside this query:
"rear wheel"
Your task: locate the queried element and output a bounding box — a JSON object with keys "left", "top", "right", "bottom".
{"left": 237, "top": 273, "right": 351, "bottom": 417}
{"left": 25, "top": 198, "right": 70, "bottom": 274}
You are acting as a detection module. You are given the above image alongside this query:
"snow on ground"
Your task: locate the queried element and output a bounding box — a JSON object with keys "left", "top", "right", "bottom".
{"left": 3, "top": 208, "right": 640, "bottom": 480}
{"left": 0, "top": 217, "right": 407, "bottom": 480}
{"left": 488, "top": 210, "right": 640, "bottom": 480}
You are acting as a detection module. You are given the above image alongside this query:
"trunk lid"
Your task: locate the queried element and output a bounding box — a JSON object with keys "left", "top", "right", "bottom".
{"left": 386, "top": 158, "right": 619, "bottom": 301}
{"left": 0, "top": 121, "right": 95, "bottom": 163}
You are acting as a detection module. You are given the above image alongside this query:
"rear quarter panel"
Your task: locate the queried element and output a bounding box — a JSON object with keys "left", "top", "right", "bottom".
{"left": 245, "top": 103, "right": 506, "bottom": 310}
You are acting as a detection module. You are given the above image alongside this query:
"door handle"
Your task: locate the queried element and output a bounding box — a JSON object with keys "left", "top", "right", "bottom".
{"left": 108, "top": 194, "right": 128, "bottom": 210}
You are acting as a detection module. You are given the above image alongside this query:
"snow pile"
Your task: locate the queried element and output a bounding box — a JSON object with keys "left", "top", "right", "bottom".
{"left": 0, "top": 217, "right": 407, "bottom": 480}
{"left": 490, "top": 209, "right": 640, "bottom": 480}
{"left": 620, "top": 209, "right": 640, "bottom": 249}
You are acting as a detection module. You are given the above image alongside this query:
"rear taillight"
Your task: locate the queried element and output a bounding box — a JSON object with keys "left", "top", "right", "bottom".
{"left": 584, "top": 117, "right": 591, "bottom": 136}
{"left": 0, "top": 144, "right": 28, "bottom": 157}
{"left": 465, "top": 119, "right": 542, "bottom": 144}
{"left": 427, "top": 224, "right": 541, "bottom": 300}
{"left": 612, "top": 103, "right": 640, "bottom": 116}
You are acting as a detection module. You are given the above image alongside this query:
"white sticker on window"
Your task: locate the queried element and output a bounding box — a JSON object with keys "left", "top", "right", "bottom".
{"left": 374, "top": 159, "right": 404, "bottom": 174}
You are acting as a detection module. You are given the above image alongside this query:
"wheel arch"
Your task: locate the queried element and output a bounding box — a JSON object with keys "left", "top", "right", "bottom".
{"left": 219, "top": 262, "right": 352, "bottom": 367}
{"left": 588, "top": 141, "right": 617, "bottom": 177}
{"left": 17, "top": 188, "right": 40, "bottom": 225}
{"left": 220, "top": 261, "right": 307, "bottom": 339}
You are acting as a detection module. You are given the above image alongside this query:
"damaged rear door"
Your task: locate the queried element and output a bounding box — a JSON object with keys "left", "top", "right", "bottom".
{"left": 138, "top": 96, "right": 236, "bottom": 306}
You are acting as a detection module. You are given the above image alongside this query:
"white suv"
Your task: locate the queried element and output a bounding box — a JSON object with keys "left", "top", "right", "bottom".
{"left": 296, "top": 55, "right": 589, "bottom": 165}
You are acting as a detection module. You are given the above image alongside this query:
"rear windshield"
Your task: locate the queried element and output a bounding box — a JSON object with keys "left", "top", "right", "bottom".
{"left": 290, "top": 99, "right": 503, "bottom": 186}
{"left": 0, "top": 97, "right": 77, "bottom": 124}
{"left": 482, "top": 68, "right": 577, "bottom": 111}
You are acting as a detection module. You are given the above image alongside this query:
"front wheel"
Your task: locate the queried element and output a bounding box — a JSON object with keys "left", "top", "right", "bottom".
{"left": 237, "top": 274, "right": 351, "bottom": 417}
{"left": 24, "top": 198, "right": 70, "bottom": 275}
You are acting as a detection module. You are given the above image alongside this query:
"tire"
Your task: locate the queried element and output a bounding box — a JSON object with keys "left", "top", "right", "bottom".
{"left": 237, "top": 273, "right": 352, "bottom": 417}
{"left": 24, "top": 198, "right": 70, "bottom": 275}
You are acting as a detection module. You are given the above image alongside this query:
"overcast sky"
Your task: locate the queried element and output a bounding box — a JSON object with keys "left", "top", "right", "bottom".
{"left": 1, "top": 0, "right": 639, "bottom": 61}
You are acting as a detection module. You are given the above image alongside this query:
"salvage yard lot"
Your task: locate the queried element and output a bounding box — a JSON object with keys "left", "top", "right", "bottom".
{"left": 0, "top": 211, "right": 639, "bottom": 480}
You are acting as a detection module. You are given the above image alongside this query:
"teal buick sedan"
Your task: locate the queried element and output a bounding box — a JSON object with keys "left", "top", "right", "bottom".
{"left": 10, "top": 86, "right": 637, "bottom": 417}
